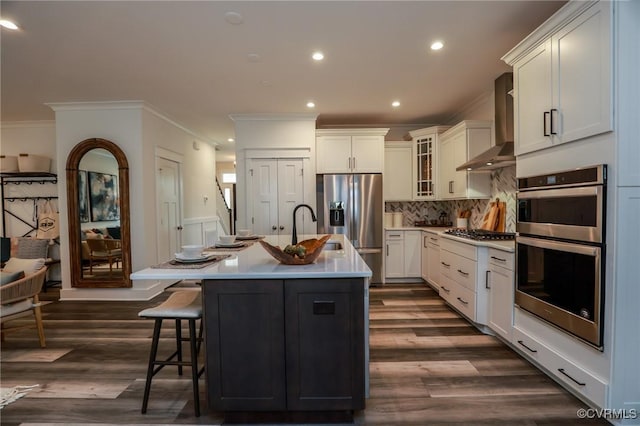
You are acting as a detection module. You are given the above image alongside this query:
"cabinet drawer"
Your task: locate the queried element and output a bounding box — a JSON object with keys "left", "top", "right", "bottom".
{"left": 385, "top": 231, "right": 404, "bottom": 240}
{"left": 440, "top": 237, "right": 477, "bottom": 260}
{"left": 439, "top": 249, "right": 455, "bottom": 279}
{"left": 454, "top": 255, "right": 477, "bottom": 292}
{"left": 488, "top": 249, "right": 514, "bottom": 270}
{"left": 438, "top": 275, "right": 455, "bottom": 304}
{"left": 425, "top": 232, "right": 440, "bottom": 245}
{"left": 451, "top": 283, "right": 476, "bottom": 321}
{"left": 512, "top": 328, "right": 607, "bottom": 408}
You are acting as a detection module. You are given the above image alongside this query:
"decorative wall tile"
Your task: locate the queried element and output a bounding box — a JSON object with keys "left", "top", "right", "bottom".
{"left": 385, "top": 165, "right": 516, "bottom": 232}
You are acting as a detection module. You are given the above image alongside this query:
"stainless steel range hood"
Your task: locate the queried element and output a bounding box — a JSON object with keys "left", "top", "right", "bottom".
{"left": 457, "top": 72, "right": 516, "bottom": 171}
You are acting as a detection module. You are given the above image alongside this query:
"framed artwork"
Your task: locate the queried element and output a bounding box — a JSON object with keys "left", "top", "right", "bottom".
{"left": 88, "top": 171, "right": 120, "bottom": 222}
{"left": 78, "top": 170, "right": 90, "bottom": 223}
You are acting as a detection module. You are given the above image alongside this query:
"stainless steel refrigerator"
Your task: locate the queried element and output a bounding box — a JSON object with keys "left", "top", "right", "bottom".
{"left": 316, "top": 174, "right": 383, "bottom": 284}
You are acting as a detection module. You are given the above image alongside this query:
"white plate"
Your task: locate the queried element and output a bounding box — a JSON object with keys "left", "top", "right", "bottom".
{"left": 214, "top": 241, "right": 245, "bottom": 248}
{"left": 235, "top": 235, "right": 261, "bottom": 240}
{"left": 174, "top": 253, "right": 217, "bottom": 263}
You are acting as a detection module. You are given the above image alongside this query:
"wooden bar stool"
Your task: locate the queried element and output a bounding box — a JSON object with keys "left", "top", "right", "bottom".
{"left": 138, "top": 290, "right": 204, "bottom": 417}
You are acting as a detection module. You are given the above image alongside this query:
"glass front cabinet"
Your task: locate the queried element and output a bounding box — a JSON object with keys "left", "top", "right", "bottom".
{"left": 409, "top": 126, "right": 450, "bottom": 200}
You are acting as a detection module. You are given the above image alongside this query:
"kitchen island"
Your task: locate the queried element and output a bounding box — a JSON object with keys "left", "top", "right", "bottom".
{"left": 131, "top": 234, "right": 371, "bottom": 422}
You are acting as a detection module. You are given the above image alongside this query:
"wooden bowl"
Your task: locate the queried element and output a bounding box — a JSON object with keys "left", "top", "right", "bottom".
{"left": 259, "top": 235, "right": 332, "bottom": 265}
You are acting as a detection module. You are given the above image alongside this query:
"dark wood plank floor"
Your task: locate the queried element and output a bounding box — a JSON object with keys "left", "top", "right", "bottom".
{"left": 0, "top": 283, "right": 607, "bottom": 425}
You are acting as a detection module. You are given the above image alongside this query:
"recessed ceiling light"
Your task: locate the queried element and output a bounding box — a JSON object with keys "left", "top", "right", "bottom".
{"left": 391, "top": 101, "right": 401, "bottom": 108}
{"left": 486, "top": 162, "right": 493, "bottom": 166}
{"left": 227, "top": 138, "right": 235, "bottom": 143}
{"left": 306, "top": 102, "right": 316, "bottom": 108}
{"left": 0, "top": 20, "right": 19, "bottom": 30}
{"left": 430, "top": 41, "right": 444, "bottom": 51}
{"left": 224, "top": 11, "right": 244, "bottom": 25}
{"left": 312, "top": 52, "right": 324, "bottom": 61}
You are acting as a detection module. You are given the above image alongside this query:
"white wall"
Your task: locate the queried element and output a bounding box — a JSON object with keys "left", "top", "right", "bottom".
{"left": 1, "top": 121, "right": 57, "bottom": 172}
{"left": 232, "top": 114, "right": 317, "bottom": 231}
{"left": 141, "top": 107, "right": 217, "bottom": 254}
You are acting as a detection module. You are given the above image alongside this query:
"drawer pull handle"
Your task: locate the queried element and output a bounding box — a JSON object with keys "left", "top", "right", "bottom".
{"left": 457, "top": 269, "right": 469, "bottom": 276}
{"left": 517, "top": 340, "right": 538, "bottom": 353}
{"left": 558, "top": 368, "right": 586, "bottom": 386}
{"left": 441, "top": 262, "right": 450, "bottom": 267}
{"left": 441, "top": 286, "right": 450, "bottom": 293}
{"left": 389, "top": 234, "right": 401, "bottom": 237}
{"left": 456, "top": 297, "right": 468, "bottom": 305}
{"left": 430, "top": 237, "right": 438, "bottom": 242}
{"left": 550, "top": 108, "right": 558, "bottom": 135}
{"left": 543, "top": 111, "right": 550, "bottom": 136}
{"left": 485, "top": 270, "right": 491, "bottom": 289}
{"left": 490, "top": 256, "right": 506, "bottom": 262}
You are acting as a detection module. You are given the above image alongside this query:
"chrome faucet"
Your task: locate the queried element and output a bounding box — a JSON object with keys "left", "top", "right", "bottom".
{"left": 291, "top": 204, "right": 317, "bottom": 245}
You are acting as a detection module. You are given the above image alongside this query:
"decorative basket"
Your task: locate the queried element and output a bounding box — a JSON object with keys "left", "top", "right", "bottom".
{"left": 17, "top": 153, "right": 51, "bottom": 173}
{"left": 0, "top": 155, "right": 19, "bottom": 172}
{"left": 259, "top": 235, "right": 331, "bottom": 265}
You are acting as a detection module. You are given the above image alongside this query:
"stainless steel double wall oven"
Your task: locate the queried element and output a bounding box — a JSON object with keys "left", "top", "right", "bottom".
{"left": 516, "top": 165, "right": 607, "bottom": 349}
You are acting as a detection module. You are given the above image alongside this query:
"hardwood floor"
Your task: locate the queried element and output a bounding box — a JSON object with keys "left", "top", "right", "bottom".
{"left": 0, "top": 283, "right": 607, "bottom": 425}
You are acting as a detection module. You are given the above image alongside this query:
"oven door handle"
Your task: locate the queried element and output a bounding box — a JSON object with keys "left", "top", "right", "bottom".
{"left": 517, "top": 185, "right": 602, "bottom": 199}
{"left": 517, "top": 236, "right": 600, "bottom": 257}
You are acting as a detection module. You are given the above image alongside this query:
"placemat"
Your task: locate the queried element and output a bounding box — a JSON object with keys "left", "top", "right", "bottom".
{"left": 151, "top": 254, "right": 231, "bottom": 269}
{"left": 207, "top": 237, "right": 264, "bottom": 252}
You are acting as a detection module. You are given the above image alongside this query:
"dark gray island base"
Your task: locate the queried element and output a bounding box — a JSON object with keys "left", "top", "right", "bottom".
{"left": 203, "top": 277, "right": 366, "bottom": 423}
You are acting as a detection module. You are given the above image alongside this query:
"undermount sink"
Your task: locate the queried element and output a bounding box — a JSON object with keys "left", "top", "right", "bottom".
{"left": 324, "top": 241, "right": 343, "bottom": 251}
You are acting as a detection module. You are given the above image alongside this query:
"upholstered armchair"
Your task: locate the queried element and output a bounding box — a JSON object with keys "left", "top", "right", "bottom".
{"left": 1, "top": 266, "right": 48, "bottom": 348}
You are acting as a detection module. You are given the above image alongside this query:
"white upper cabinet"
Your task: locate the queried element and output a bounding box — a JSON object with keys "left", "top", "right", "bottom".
{"left": 408, "top": 126, "right": 450, "bottom": 200}
{"left": 316, "top": 128, "right": 389, "bottom": 174}
{"left": 504, "top": 1, "right": 612, "bottom": 156}
{"left": 383, "top": 142, "right": 413, "bottom": 201}
{"left": 438, "top": 121, "right": 491, "bottom": 200}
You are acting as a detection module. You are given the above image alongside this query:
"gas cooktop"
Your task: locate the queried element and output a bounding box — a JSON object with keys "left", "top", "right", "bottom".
{"left": 444, "top": 229, "right": 516, "bottom": 241}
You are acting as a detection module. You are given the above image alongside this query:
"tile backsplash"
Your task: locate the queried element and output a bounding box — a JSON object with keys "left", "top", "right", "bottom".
{"left": 385, "top": 165, "right": 516, "bottom": 231}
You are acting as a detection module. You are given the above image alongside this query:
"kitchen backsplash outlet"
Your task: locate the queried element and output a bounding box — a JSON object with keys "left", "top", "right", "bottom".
{"left": 385, "top": 165, "right": 516, "bottom": 231}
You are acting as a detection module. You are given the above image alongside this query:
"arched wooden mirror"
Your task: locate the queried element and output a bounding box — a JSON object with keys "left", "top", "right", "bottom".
{"left": 66, "top": 138, "right": 131, "bottom": 288}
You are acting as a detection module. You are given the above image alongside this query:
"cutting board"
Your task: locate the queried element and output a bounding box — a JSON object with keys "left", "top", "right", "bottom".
{"left": 481, "top": 202, "right": 498, "bottom": 231}
{"left": 481, "top": 199, "right": 506, "bottom": 231}
{"left": 494, "top": 201, "right": 506, "bottom": 232}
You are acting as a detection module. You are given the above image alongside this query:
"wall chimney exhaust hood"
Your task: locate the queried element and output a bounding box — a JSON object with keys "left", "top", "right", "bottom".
{"left": 457, "top": 72, "right": 515, "bottom": 171}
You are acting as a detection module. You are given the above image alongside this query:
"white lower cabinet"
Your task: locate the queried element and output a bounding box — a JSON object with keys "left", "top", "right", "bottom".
{"left": 385, "top": 231, "right": 404, "bottom": 278}
{"left": 425, "top": 233, "right": 440, "bottom": 290}
{"left": 438, "top": 237, "right": 488, "bottom": 324}
{"left": 512, "top": 327, "right": 608, "bottom": 408}
{"left": 421, "top": 231, "right": 441, "bottom": 290}
{"left": 403, "top": 230, "right": 422, "bottom": 278}
{"left": 487, "top": 248, "right": 515, "bottom": 341}
{"left": 385, "top": 230, "right": 421, "bottom": 279}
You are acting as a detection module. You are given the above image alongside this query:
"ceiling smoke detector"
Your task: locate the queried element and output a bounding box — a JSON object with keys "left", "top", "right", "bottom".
{"left": 224, "top": 12, "right": 244, "bottom": 25}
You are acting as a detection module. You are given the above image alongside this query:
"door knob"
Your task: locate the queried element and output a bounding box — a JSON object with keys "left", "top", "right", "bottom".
{"left": 279, "top": 225, "right": 285, "bottom": 230}
{"left": 272, "top": 225, "right": 277, "bottom": 230}
{"left": 177, "top": 226, "right": 183, "bottom": 230}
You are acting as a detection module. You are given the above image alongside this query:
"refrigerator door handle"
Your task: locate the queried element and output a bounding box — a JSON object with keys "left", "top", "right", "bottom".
{"left": 358, "top": 248, "right": 382, "bottom": 254}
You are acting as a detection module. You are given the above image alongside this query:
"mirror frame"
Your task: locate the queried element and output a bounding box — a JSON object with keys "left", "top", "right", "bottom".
{"left": 66, "top": 138, "right": 132, "bottom": 288}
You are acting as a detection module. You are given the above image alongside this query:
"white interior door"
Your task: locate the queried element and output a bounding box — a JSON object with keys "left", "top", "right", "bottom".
{"left": 276, "top": 159, "right": 305, "bottom": 236}
{"left": 156, "top": 157, "right": 182, "bottom": 262}
{"left": 249, "top": 159, "right": 279, "bottom": 236}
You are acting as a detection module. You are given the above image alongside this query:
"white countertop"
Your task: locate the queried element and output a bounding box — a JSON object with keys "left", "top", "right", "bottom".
{"left": 130, "top": 234, "right": 372, "bottom": 281}
{"left": 384, "top": 226, "right": 515, "bottom": 252}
